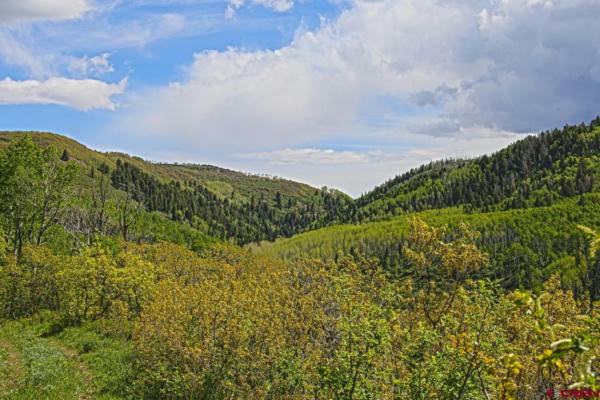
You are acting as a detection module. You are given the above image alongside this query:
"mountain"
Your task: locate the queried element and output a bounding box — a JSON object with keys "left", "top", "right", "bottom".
{"left": 0, "top": 131, "right": 336, "bottom": 206}
{"left": 254, "top": 117, "right": 600, "bottom": 298}
{"left": 0, "top": 131, "right": 352, "bottom": 244}
{"left": 6, "top": 119, "right": 600, "bottom": 294}
{"left": 316, "top": 116, "right": 600, "bottom": 225}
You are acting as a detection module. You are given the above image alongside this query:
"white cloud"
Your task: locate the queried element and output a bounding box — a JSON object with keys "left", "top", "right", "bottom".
{"left": 1, "top": 12, "right": 188, "bottom": 67}
{"left": 82, "top": 13, "right": 187, "bottom": 49}
{"left": 0, "top": 77, "right": 126, "bottom": 110}
{"left": 0, "top": 31, "right": 52, "bottom": 77}
{"left": 220, "top": 128, "right": 522, "bottom": 196}
{"left": 0, "top": 0, "right": 92, "bottom": 23}
{"left": 121, "top": 42, "right": 361, "bottom": 150}
{"left": 69, "top": 53, "right": 114, "bottom": 77}
{"left": 236, "top": 148, "right": 373, "bottom": 165}
{"left": 226, "top": 0, "right": 295, "bottom": 17}
{"left": 0, "top": 11, "right": 187, "bottom": 79}
{"left": 118, "top": 123, "right": 522, "bottom": 196}
{"left": 119, "top": 0, "right": 600, "bottom": 166}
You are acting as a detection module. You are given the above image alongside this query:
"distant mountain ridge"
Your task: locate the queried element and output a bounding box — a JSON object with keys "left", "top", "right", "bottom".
{"left": 5, "top": 116, "right": 600, "bottom": 245}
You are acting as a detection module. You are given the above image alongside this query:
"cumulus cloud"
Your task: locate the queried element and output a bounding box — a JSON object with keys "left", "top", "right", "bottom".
{"left": 69, "top": 53, "right": 114, "bottom": 77}
{"left": 0, "top": 0, "right": 92, "bottom": 23}
{"left": 122, "top": 43, "right": 361, "bottom": 150}
{"left": 409, "top": 84, "right": 458, "bottom": 107}
{"left": 122, "top": 0, "right": 600, "bottom": 153}
{"left": 0, "top": 77, "right": 126, "bottom": 110}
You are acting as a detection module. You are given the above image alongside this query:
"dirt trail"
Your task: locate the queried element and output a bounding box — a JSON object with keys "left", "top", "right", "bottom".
{"left": 48, "top": 340, "right": 94, "bottom": 400}
{"left": 0, "top": 339, "right": 22, "bottom": 393}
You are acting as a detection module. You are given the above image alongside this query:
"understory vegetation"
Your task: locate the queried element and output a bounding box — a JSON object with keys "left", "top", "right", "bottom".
{"left": 1, "top": 221, "right": 599, "bottom": 399}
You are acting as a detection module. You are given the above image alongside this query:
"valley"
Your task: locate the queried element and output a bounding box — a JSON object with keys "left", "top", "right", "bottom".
{"left": 1, "top": 120, "right": 600, "bottom": 398}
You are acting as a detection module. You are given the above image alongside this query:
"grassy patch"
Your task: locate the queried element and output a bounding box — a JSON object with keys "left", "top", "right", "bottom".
{"left": 55, "top": 324, "right": 137, "bottom": 400}
{"left": 0, "top": 317, "right": 138, "bottom": 400}
{"left": 0, "top": 345, "right": 8, "bottom": 386}
{"left": 0, "top": 339, "right": 18, "bottom": 392}
{"left": 0, "top": 320, "right": 89, "bottom": 399}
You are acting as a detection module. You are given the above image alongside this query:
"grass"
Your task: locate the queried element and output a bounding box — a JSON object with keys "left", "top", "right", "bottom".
{"left": 0, "top": 316, "right": 137, "bottom": 400}
{"left": 0, "top": 320, "right": 89, "bottom": 399}
{"left": 0, "top": 339, "right": 21, "bottom": 393}
{"left": 0, "top": 345, "right": 8, "bottom": 388}
{"left": 55, "top": 324, "right": 136, "bottom": 400}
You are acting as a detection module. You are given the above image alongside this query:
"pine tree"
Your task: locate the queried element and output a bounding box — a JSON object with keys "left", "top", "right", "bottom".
{"left": 60, "top": 149, "right": 70, "bottom": 161}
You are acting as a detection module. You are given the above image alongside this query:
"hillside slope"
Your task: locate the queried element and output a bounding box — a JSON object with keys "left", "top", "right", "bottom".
{"left": 255, "top": 117, "right": 600, "bottom": 297}
{"left": 327, "top": 117, "right": 600, "bottom": 223}
{"left": 0, "top": 131, "right": 352, "bottom": 243}
{"left": 0, "top": 131, "right": 331, "bottom": 207}
{"left": 254, "top": 195, "right": 600, "bottom": 297}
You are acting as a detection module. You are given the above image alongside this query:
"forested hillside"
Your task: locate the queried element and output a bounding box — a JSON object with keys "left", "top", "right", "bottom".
{"left": 0, "top": 131, "right": 325, "bottom": 206}
{"left": 321, "top": 117, "right": 600, "bottom": 224}
{"left": 0, "top": 131, "right": 351, "bottom": 244}
{"left": 255, "top": 118, "right": 600, "bottom": 299}
{"left": 254, "top": 196, "right": 600, "bottom": 296}
{"left": 110, "top": 159, "right": 350, "bottom": 243}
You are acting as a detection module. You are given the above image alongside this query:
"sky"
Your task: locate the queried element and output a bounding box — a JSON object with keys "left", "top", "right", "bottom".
{"left": 1, "top": 0, "right": 600, "bottom": 197}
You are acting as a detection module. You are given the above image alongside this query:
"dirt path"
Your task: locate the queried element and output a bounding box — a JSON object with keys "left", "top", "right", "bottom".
{"left": 48, "top": 340, "right": 94, "bottom": 400}
{"left": 0, "top": 339, "right": 22, "bottom": 393}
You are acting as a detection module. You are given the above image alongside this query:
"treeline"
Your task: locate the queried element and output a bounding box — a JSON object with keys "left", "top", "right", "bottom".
{"left": 340, "top": 117, "right": 600, "bottom": 222}
{"left": 1, "top": 219, "right": 598, "bottom": 398}
{"left": 110, "top": 159, "right": 352, "bottom": 244}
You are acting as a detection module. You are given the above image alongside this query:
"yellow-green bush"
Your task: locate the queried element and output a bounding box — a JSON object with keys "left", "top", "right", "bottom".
{"left": 132, "top": 220, "right": 600, "bottom": 399}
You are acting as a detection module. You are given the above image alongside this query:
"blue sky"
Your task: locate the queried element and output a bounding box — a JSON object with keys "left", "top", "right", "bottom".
{"left": 1, "top": 0, "right": 600, "bottom": 196}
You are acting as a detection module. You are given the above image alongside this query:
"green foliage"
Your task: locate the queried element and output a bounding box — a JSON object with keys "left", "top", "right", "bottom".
{"left": 2, "top": 122, "right": 600, "bottom": 398}
{"left": 0, "top": 135, "right": 79, "bottom": 258}
{"left": 0, "top": 246, "right": 63, "bottom": 319}
{"left": 110, "top": 159, "right": 352, "bottom": 244}
{"left": 350, "top": 119, "right": 600, "bottom": 222}
{"left": 0, "top": 219, "right": 597, "bottom": 398}
{"left": 0, "top": 131, "right": 347, "bottom": 244}
{"left": 131, "top": 221, "right": 600, "bottom": 399}
{"left": 578, "top": 224, "right": 600, "bottom": 258}
{"left": 0, "top": 229, "right": 7, "bottom": 264}
{"left": 256, "top": 197, "right": 600, "bottom": 298}
{"left": 0, "top": 320, "right": 90, "bottom": 399}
